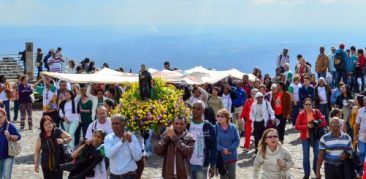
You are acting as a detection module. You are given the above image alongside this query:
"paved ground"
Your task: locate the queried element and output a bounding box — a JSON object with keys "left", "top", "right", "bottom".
{"left": 11, "top": 109, "right": 323, "bottom": 179}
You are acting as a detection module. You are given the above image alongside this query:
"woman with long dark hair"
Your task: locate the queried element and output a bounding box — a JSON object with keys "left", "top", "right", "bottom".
{"left": 34, "top": 115, "right": 72, "bottom": 179}
{"left": 58, "top": 90, "right": 80, "bottom": 150}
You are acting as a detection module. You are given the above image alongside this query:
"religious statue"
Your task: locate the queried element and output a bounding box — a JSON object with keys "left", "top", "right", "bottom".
{"left": 139, "top": 64, "right": 153, "bottom": 100}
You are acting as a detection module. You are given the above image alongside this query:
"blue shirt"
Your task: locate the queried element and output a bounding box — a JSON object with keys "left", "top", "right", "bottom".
{"left": 319, "top": 132, "right": 352, "bottom": 165}
{"left": 232, "top": 87, "right": 246, "bottom": 107}
{"left": 347, "top": 54, "right": 357, "bottom": 72}
{"left": 104, "top": 132, "right": 142, "bottom": 175}
{"left": 328, "top": 53, "right": 336, "bottom": 72}
{"left": 216, "top": 123, "right": 240, "bottom": 162}
{"left": 0, "top": 123, "right": 21, "bottom": 159}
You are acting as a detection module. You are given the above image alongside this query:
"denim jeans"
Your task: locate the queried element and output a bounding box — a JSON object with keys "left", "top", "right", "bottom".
{"left": 318, "top": 104, "right": 329, "bottom": 124}
{"left": 302, "top": 139, "right": 319, "bottom": 176}
{"left": 2, "top": 100, "right": 10, "bottom": 121}
{"left": 317, "top": 72, "right": 326, "bottom": 80}
{"left": 190, "top": 165, "right": 208, "bottom": 179}
{"left": 355, "top": 76, "right": 365, "bottom": 93}
{"left": 358, "top": 141, "right": 366, "bottom": 174}
{"left": 0, "top": 157, "right": 15, "bottom": 179}
{"left": 291, "top": 103, "right": 301, "bottom": 126}
{"left": 145, "top": 129, "right": 154, "bottom": 154}
{"left": 220, "top": 162, "right": 236, "bottom": 179}
{"left": 13, "top": 100, "right": 19, "bottom": 121}
{"left": 336, "top": 71, "right": 347, "bottom": 86}
{"left": 63, "top": 120, "right": 80, "bottom": 150}
{"left": 330, "top": 71, "right": 337, "bottom": 88}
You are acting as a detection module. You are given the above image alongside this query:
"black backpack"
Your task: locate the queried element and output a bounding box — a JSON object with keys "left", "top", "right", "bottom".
{"left": 334, "top": 51, "right": 345, "bottom": 70}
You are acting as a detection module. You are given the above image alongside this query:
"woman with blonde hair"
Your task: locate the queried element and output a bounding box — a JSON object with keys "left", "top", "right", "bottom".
{"left": 216, "top": 108, "right": 240, "bottom": 179}
{"left": 253, "top": 128, "right": 294, "bottom": 179}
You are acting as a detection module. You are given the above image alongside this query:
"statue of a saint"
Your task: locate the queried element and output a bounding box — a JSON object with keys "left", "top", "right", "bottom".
{"left": 139, "top": 64, "right": 152, "bottom": 100}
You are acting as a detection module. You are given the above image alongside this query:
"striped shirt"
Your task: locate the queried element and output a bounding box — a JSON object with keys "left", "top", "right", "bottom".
{"left": 319, "top": 132, "right": 352, "bottom": 165}
{"left": 48, "top": 57, "right": 62, "bottom": 73}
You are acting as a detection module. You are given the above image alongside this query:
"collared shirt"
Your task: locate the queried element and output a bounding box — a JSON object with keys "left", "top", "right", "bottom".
{"left": 319, "top": 132, "right": 352, "bottom": 165}
{"left": 356, "top": 107, "right": 366, "bottom": 143}
{"left": 104, "top": 132, "right": 142, "bottom": 175}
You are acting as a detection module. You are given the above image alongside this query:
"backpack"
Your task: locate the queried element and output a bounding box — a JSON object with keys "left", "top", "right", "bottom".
{"left": 334, "top": 51, "right": 345, "bottom": 70}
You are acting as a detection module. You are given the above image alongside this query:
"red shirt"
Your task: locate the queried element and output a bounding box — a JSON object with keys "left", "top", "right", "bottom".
{"left": 274, "top": 92, "right": 283, "bottom": 115}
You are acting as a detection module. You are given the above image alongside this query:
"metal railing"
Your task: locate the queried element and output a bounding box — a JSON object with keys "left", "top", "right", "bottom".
{"left": 0, "top": 52, "right": 81, "bottom": 79}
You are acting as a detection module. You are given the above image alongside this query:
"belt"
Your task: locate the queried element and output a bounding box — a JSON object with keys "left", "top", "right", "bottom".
{"left": 111, "top": 171, "right": 136, "bottom": 177}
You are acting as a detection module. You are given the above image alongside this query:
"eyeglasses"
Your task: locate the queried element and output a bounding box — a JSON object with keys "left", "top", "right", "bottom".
{"left": 216, "top": 115, "right": 225, "bottom": 118}
{"left": 266, "top": 135, "right": 278, "bottom": 139}
{"left": 304, "top": 103, "right": 312, "bottom": 107}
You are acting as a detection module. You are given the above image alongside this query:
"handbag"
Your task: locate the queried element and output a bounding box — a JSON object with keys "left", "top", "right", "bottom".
{"left": 6, "top": 123, "right": 21, "bottom": 156}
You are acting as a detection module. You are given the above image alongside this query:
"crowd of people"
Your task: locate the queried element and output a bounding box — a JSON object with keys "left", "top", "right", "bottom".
{"left": 0, "top": 43, "right": 366, "bottom": 179}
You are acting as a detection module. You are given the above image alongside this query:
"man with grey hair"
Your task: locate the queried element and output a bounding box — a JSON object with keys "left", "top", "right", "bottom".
{"left": 188, "top": 100, "right": 217, "bottom": 179}
{"left": 315, "top": 77, "right": 332, "bottom": 124}
{"left": 104, "top": 114, "right": 142, "bottom": 179}
{"left": 316, "top": 117, "right": 353, "bottom": 179}
{"left": 85, "top": 106, "right": 113, "bottom": 140}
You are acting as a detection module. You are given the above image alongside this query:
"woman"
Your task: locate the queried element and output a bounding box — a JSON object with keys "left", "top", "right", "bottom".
{"left": 67, "top": 60, "right": 77, "bottom": 74}
{"left": 78, "top": 86, "right": 93, "bottom": 138}
{"left": 11, "top": 75, "right": 21, "bottom": 122}
{"left": 0, "top": 108, "right": 21, "bottom": 179}
{"left": 18, "top": 75, "right": 33, "bottom": 130}
{"left": 250, "top": 92, "right": 276, "bottom": 153}
{"left": 349, "top": 95, "right": 364, "bottom": 148}
{"left": 295, "top": 58, "right": 311, "bottom": 84}
{"left": 263, "top": 76, "right": 272, "bottom": 93}
{"left": 335, "top": 85, "right": 352, "bottom": 122}
{"left": 253, "top": 128, "right": 294, "bottom": 179}
{"left": 255, "top": 69, "right": 263, "bottom": 82}
{"left": 70, "top": 129, "right": 107, "bottom": 179}
{"left": 240, "top": 88, "right": 258, "bottom": 151}
{"left": 221, "top": 85, "right": 233, "bottom": 118}
{"left": 216, "top": 108, "right": 240, "bottom": 179}
{"left": 58, "top": 90, "right": 80, "bottom": 150}
{"left": 207, "top": 87, "right": 224, "bottom": 115}
{"left": 34, "top": 115, "right": 72, "bottom": 179}
{"left": 295, "top": 98, "right": 326, "bottom": 179}
{"left": 0, "top": 75, "right": 12, "bottom": 121}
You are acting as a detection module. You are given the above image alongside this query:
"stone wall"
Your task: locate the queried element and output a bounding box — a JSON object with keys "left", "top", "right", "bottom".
{"left": 0, "top": 58, "right": 24, "bottom": 81}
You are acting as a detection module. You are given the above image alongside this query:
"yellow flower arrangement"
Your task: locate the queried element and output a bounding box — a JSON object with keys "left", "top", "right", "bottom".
{"left": 111, "top": 78, "right": 190, "bottom": 131}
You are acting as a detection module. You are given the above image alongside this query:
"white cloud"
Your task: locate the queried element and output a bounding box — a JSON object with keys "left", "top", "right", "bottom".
{"left": 251, "top": 0, "right": 305, "bottom": 5}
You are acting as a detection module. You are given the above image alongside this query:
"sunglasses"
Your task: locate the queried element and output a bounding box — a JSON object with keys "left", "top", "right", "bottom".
{"left": 216, "top": 114, "right": 226, "bottom": 118}
{"left": 266, "top": 135, "right": 278, "bottom": 139}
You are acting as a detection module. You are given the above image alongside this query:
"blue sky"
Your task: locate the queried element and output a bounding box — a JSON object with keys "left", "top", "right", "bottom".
{"left": 0, "top": 0, "right": 365, "bottom": 28}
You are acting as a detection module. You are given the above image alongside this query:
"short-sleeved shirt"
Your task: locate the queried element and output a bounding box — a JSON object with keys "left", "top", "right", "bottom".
{"left": 356, "top": 107, "right": 366, "bottom": 143}
{"left": 319, "top": 132, "right": 352, "bottom": 165}
{"left": 85, "top": 119, "right": 113, "bottom": 140}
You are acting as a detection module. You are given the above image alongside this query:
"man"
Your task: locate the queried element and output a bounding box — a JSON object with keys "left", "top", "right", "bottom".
{"left": 334, "top": 44, "right": 348, "bottom": 86}
{"left": 34, "top": 75, "right": 58, "bottom": 122}
{"left": 354, "top": 97, "right": 366, "bottom": 175}
{"left": 36, "top": 48, "right": 43, "bottom": 79}
{"left": 48, "top": 49, "right": 64, "bottom": 73}
{"left": 43, "top": 49, "right": 53, "bottom": 72}
{"left": 314, "top": 77, "right": 332, "bottom": 124}
{"left": 299, "top": 76, "right": 315, "bottom": 106}
{"left": 232, "top": 80, "right": 247, "bottom": 135}
{"left": 315, "top": 47, "right": 329, "bottom": 79}
{"left": 188, "top": 100, "right": 217, "bottom": 179}
{"left": 85, "top": 106, "right": 113, "bottom": 140}
{"left": 348, "top": 46, "right": 358, "bottom": 92}
{"left": 328, "top": 47, "right": 337, "bottom": 88}
{"left": 316, "top": 117, "right": 354, "bottom": 179}
{"left": 163, "top": 61, "right": 173, "bottom": 71}
{"left": 139, "top": 64, "right": 153, "bottom": 100}
{"left": 242, "top": 74, "right": 252, "bottom": 97}
{"left": 104, "top": 115, "right": 142, "bottom": 179}
{"left": 155, "top": 116, "right": 195, "bottom": 179}
{"left": 277, "top": 48, "right": 290, "bottom": 68}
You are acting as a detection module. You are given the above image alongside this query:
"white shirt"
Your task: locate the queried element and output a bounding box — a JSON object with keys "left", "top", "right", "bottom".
{"left": 222, "top": 93, "right": 232, "bottom": 116}
{"left": 48, "top": 57, "right": 62, "bottom": 73}
{"left": 59, "top": 100, "right": 80, "bottom": 122}
{"left": 250, "top": 101, "right": 275, "bottom": 126}
{"left": 0, "top": 83, "right": 8, "bottom": 101}
{"left": 318, "top": 87, "right": 327, "bottom": 104}
{"left": 85, "top": 119, "right": 113, "bottom": 139}
{"left": 356, "top": 107, "right": 366, "bottom": 143}
{"left": 189, "top": 121, "right": 205, "bottom": 166}
{"left": 86, "top": 145, "right": 107, "bottom": 179}
{"left": 104, "top": 133, "right": 142, "bottom": 175}
{"left": 289, "top": 83, "right": 302, "bottom": 102}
